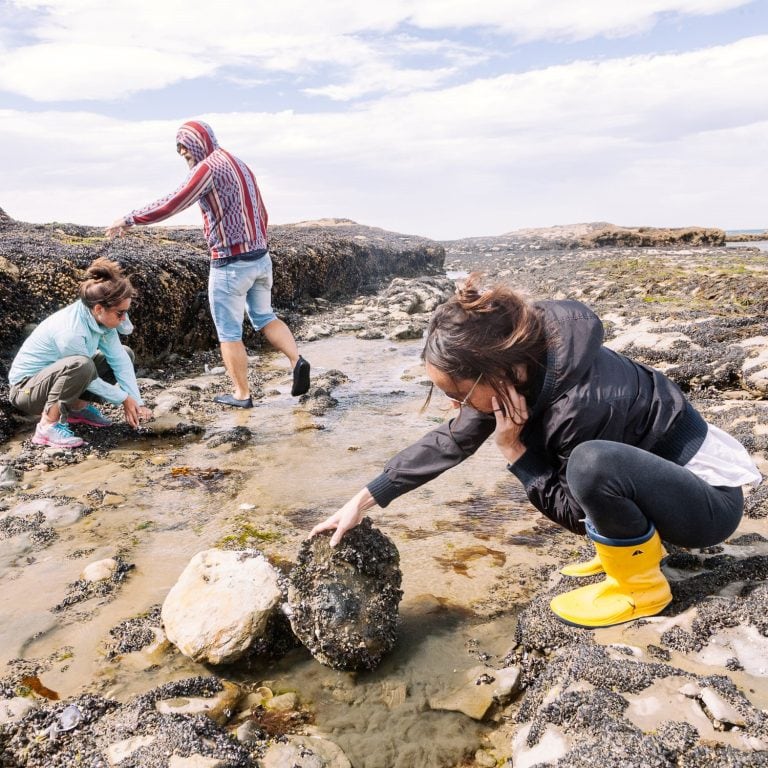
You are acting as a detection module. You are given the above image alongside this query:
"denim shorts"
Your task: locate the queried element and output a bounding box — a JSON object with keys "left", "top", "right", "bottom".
{"left": 208, "top": 254, "right": 277, "bottom": 342}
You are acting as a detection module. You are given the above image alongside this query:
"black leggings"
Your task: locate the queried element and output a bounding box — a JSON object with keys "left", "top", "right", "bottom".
{"left": 565, "top": 440, "right": 744, "bottom": 548}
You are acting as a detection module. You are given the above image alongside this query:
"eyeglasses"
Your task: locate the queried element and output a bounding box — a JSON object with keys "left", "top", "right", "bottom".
{"left": 444, "top": 373, "right": 483, "bottom": 408}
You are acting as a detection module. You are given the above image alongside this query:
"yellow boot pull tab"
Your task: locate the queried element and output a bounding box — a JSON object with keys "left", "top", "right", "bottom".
{"left": 560, "top": 552, "right": 604, "bottom": 577}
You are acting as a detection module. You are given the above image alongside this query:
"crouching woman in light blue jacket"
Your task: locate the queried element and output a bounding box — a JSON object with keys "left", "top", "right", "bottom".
{"left": 8, "top": 257, "right": 152, "bottom": 448}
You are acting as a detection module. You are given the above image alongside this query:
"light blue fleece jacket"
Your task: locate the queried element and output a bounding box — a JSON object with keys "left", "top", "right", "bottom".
{"left": 8, "top": 300, "right": 143, "bottom": 405}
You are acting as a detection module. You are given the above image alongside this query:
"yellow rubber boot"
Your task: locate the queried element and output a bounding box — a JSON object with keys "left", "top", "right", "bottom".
{"left": 560, "top": 550, "right": 603, "bottom": 577}
{"left": 550, "top": 525, "right": 672, "bottom": 628}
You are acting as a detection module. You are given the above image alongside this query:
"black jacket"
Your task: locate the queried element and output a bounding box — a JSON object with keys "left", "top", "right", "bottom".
{"left": 366, "top": 300, "right": 707, "bottom": 535}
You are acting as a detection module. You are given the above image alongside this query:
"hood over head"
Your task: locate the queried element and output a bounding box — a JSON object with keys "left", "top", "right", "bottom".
{"left": 176, "top": 120, "right": 219, "bottom": 165}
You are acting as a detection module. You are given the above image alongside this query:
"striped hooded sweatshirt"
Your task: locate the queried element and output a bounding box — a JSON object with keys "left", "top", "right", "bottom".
{"left": 126, "top": 121, "right": 268, "bottom": 261}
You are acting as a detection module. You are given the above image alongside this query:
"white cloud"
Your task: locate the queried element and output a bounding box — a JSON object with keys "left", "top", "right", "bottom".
{"left": 0, "top": 43, "right": 215, "bottom": 101}
{"left": 2, "top": 35, "right": 767, "bottom": 237}
{"left": 0, "top": 0, "right": 758, "bottom": 102}
{"left": 305, "top": 63, "right": 458, "bottom": 101}
{"left": 406, "top": 0, "right": 753, "bottom": 40}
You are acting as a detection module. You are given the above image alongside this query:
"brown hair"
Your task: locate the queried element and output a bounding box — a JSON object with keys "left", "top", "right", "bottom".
{"left": 79, "top": 257, "right": 135, "bottom": 309}
{"left": 422, "top": 273, "right": 547, "bottom": 416}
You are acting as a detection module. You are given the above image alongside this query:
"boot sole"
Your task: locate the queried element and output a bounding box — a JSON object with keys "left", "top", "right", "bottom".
{"left": 551, "top": 595, "right": 672, "bottom": 629}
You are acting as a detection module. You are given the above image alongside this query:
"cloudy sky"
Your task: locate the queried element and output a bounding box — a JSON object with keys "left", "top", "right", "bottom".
{"left": 1, "top": 0, "right": 766, "bottom": 239}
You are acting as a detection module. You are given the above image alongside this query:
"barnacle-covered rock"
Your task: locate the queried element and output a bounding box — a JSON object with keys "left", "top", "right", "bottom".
{"left": 288, "top": 517, "right": 403, "bottom": 670}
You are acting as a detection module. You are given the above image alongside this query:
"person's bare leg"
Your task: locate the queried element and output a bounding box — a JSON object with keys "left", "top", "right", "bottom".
{"left": 40, "top": 399, "right": 90, "bottom": 425}
{"left": 219, "top": 341, "right": 251, "bottom": 400}
{"left": 39, "top": 403, "right": 62, "bottom": 426}
{"left": 261, "top": 319, "right": 299, "bottom": 368}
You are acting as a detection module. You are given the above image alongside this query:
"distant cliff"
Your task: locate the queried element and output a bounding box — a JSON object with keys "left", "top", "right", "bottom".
{"left": 726, "top": 230, "right": 768, "bottom": 242}
{"left": 497, "top": 222, "right": 726, "bottom": 248}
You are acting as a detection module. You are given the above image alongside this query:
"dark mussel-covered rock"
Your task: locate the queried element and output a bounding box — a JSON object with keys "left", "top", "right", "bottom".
{"left": 288, "top": 517, "right": 403, "bottom": 670}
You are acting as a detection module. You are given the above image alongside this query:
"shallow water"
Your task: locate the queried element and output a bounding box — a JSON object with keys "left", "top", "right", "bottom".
{"left": 0, "top": 335, "right": 559, "bottom": 765}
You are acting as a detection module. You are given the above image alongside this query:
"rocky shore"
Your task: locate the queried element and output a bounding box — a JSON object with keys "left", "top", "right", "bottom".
{"left": 726, "top": 231, "right": 768, "bottom": 242}
{"left": 1, "top": 216, "right": 768, "bottom": 767}
{"left": 0, "top": 211, "right": 444, "bottom": 445}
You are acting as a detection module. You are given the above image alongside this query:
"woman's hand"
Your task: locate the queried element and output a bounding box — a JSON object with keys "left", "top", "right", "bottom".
{"left": 123, "top": 397, "right": 151, "bottom": 428}
{"left": 492, "top": 385, "right": 528, "bottom": 465}
{"left": 310, "top": 487, "right": 375, "bottom": 547}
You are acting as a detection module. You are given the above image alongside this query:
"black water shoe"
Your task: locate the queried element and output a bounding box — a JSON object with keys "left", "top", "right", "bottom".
{"left": 291, "top": 356, "right": 311, "bottom": 396}
{"left": 213, "top": 394, "right": 254, "bottom": 408}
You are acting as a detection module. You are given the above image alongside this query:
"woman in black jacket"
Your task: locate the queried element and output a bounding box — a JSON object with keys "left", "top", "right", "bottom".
{"left": 311, "top": 276, "right": 760, "bottom": 627}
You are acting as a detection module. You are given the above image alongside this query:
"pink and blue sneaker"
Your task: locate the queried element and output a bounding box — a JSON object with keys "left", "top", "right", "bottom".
{"left": 32, "top": 422, "right": 86, "bottom": 448}
{"left": 67, "top": 404, "right": 112, "bottom": 428}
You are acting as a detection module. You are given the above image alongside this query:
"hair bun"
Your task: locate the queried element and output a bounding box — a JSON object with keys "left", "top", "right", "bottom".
{"left": 86, "top": 257, "right": 123, "bottom": 282}
{"left": 454, "top": 272, "right": 484, "bottom": 308}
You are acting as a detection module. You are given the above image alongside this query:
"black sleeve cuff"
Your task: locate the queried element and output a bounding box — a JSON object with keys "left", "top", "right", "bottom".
{"left": 507, "top": 450, "right": 549, "bottom": 488}
{"left": 366, "top": 473, "right": 401, "bottom": 508}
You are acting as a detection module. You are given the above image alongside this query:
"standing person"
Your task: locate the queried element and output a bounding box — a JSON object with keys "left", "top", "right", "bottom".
{"left": 310, "top": 275, "right": 761, "bottom": 628}
{"left": 8, "top": 258, "right": 152, "bottom": 448}
{"left": 106, "top": 120, "right": 310, "bottom": 408}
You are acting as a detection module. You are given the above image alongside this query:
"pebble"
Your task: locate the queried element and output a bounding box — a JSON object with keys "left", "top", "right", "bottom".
{"left": 235, "top": 719, "right": 264, "bottom": 744}
{"left": 168, "top": 755, "right": 228, "bottom": 768}
{"left": 474, "top": 749, "right": 498, "bottom": 767}
{"left": 264, "top": 692, "right": 298, "bottom": 711}
{"left": 81, "top": 558, "right": 118, "bottom": 582}
{"left": 106, "top": 734, "right": 156, "bottom": 766}
{"left": 700, "top": 687, "right": 747, "bottom": 727}
{"left": 155, "top": 680, "right": 242, "bottom": 726}
{"left": 100, "top": 494, "right": 125, "bottom": 507}
{"left": 0, "top": 697, "right": 38, "bottom": 724}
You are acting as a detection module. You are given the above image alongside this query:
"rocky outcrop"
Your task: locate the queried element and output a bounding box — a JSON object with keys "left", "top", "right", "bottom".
{"left": 726, "top": 230, "right": 768, "bottom": 242}
{"left": 582, "top": 224, "right": 725, "bottom": 248}
{"left": 446, "top": 222, "right": 726, "bottom": 252}
{"left": 0, "top": 215, "right": 444, "bottom": 364}
{"left": 300, "top": 275, "right": 455, "bottom": 343}
{"left": 271, "top": 219, "right": 444, "bottom": 304}
{"left": 0, "top": 207, "right": 15, "bottom": 230}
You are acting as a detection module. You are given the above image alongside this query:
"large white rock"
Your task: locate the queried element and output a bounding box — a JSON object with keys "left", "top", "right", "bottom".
{"left": 161, "top": 549, "right": 282, "bottom": 665}
{"left": 511, "top": 723, "right": 570, "bottom": 768}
